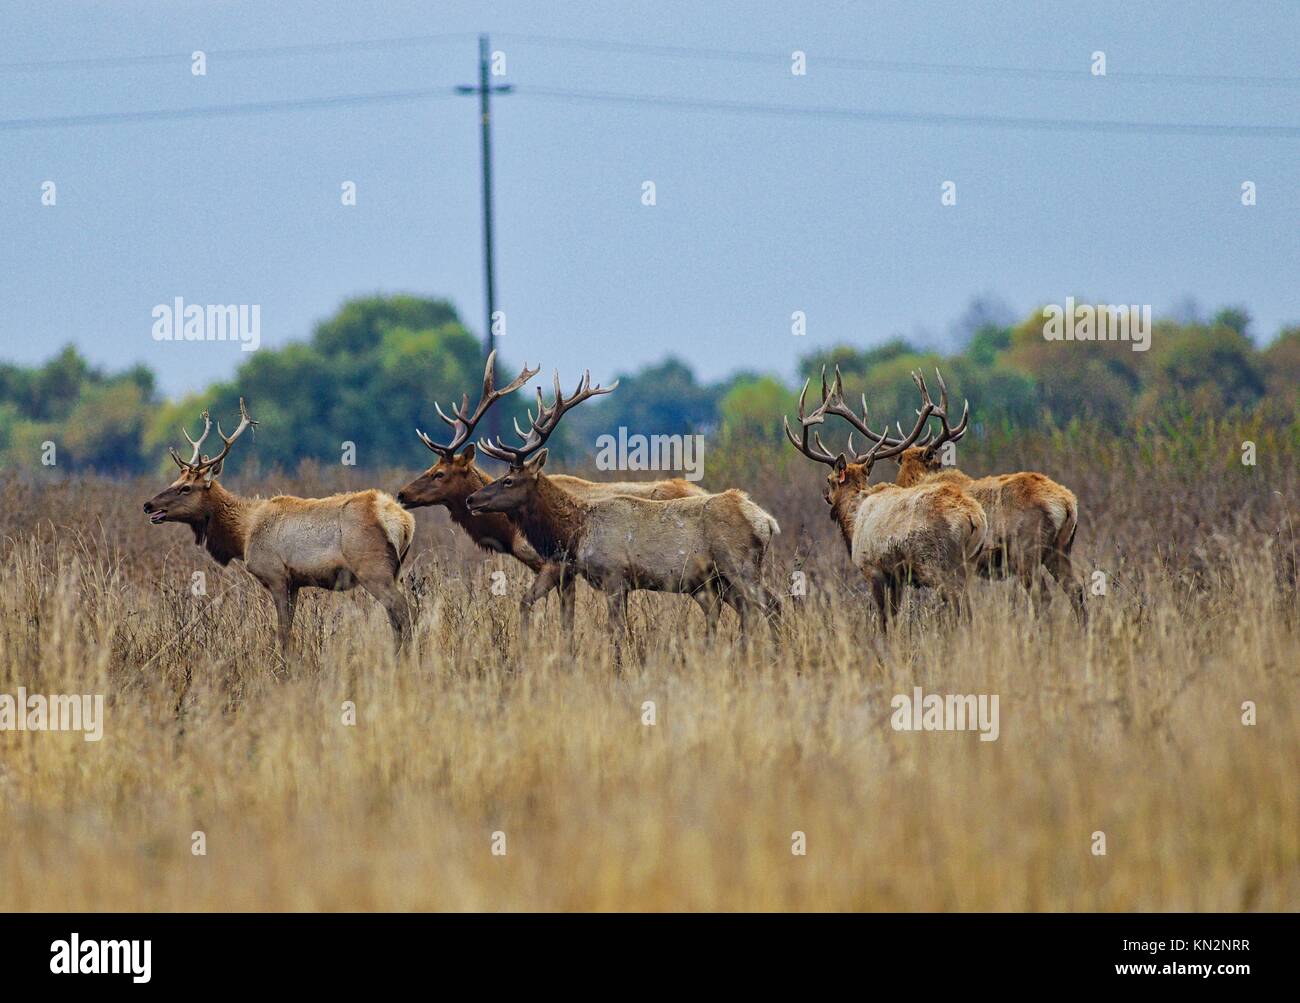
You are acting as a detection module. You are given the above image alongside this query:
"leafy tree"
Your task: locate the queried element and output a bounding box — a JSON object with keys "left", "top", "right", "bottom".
{"left": 1260, "top": 327, "right": 1300, "bottom": 402}
{"left": 1135, "top": 322, "right": 1265, "bottom": 422}
{"left": 717, "top": 376, "right": 797, "bottom": 445}
{"left": 1002, "top": 305, "right": 1143, "bottom": 431}
{"left": 1211, "top": 305, "right": 1251, "bottom": 337}
{"left": 560, "top": 357, "right": 722, "bottom": 462}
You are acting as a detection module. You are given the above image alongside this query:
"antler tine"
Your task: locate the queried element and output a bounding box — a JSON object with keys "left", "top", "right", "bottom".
{"left": 432, "top": 398, "right": 460, "bottom": 431}
{"left": 782, "top": 377, "right": 839, "bottom": 465}
{"left": 818, "top": 365, "right": 898, "bottom": 447}
{"left": 857, "top": 379, "right": 934, "bottom": 464}
{"left": 923, "top": 367, "right": 970, "bottom": 453}
{"left": 197, "top": 397, "right": 257, "bottom": 472}
{"left": 480, "top": 367, "right": 618, "bottom": 467}
{"left": 416, "top": 351, "right": 539, "bottom": 456}
{"left": 814, "top": 370, "right": 934, "bottom": 466}
{"left": 175, "top": 410, "right": 213, "bottom": 468}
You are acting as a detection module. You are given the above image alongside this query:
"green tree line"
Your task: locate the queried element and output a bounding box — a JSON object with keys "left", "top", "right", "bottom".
{"left": 2, "top": 295, "right": 1296, "bottom": 475}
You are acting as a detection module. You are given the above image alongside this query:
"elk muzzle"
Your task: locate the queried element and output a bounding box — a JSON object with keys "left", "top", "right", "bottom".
{"left": 142, "top": 500, "right": 167, "bottom": 524}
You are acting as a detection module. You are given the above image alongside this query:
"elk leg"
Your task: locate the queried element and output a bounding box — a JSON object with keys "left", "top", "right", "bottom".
{"left": 1045, "top": 547, "right": 1088, "bottom": 624}
{"left": 519, "top": 562, "right": 562, "bottom": 645}
{"left": 359, "top": 575, "right": 412, "bottom": 649}
{"left": 869, "top": 572, "right": 891, "bottom": 632}
{"left": 761, "top": 585, "right": 783, "bottom": 627}
{"left": 558, "top": 570, "right": 577, "bottom": 645}
{"left": 694, "top": 582, "right": 723, "bottom": 639}
{"left": 935, "top": 571, "right": 969, "bottom": 623}
{"left": 271, "top": 583, "right": 298, "bottom": 654}
{"left": 887, "top": 577, "right": 905, "bottom": 624}
{"left": 728, "top": 578, "right": 771, "bottom": 643}
{"left": 606, "top": 587, "right": 628, "bottom": 665}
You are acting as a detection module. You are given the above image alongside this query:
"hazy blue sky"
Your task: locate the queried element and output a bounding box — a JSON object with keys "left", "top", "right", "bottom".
{"left": 2, "top": 1, "right": 1297, "bottom": 397}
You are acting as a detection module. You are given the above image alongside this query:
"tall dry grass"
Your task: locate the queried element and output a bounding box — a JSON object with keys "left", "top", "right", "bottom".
{"left": 0, "top": 429, "right": 1295, "bottom": 910}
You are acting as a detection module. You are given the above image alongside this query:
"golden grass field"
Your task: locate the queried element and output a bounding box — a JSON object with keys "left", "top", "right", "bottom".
{"left": 0, "top": 430, "right": 1296, "bottom": 911}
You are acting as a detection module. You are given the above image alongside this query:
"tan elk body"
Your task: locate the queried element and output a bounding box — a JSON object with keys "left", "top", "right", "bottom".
{"left": 465, "top": 371, "right": 781, "bottom": 649}
{"left": 143, "top": 400, "right": 414, "bottom": 651}
{"left": 395, "top": 353, "right": 705, "bottom": 634}
{"left": 785, "top": 370, "right": 987, "bottom": 626}
{"left": 879, "top": 373, "right": 1085, "bottom": 617}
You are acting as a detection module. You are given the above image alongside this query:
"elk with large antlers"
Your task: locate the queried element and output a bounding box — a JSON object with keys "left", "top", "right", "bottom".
{"left": 463, "top": 370, "right": 781, "bottom": 655}
{"left": 143, "top": 398, "right": 415, "bottom": 652}
{"left": 784, "top": 370, "right": 987, "bottom": 628}
{"left": 394, "top": 351, "right": 707, "bottom": 637}
{"left": 862, "top": 370, "right": 1085, "bottom": 618}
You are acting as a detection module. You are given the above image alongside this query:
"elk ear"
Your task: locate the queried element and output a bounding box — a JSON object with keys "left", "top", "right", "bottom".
{"left": 833, "top": 454, "right": 848, "bottom": 483}
{"left": 526, "top": 447, "right": 549, "bottom": 472}
{"left": 460, "top": 442, "right": 476, "bottom": 463}
{"left": 203, "top": 462, "right": 220, "bottom": 484}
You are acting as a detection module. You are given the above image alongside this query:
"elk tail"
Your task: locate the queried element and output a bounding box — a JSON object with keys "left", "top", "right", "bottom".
{"left": 964, "top": 511, "right": 989, "bottom": 565}
{"left": 1050, "top": 496, "right": 1078, "bottom": 558}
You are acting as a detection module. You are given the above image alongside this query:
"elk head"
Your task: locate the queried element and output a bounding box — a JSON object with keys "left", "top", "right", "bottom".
{"left": 465, "top": 369, "right": 617, "bottom": 515}
{"left": 143, "top": 398, "right": 257, "bottom": 526}
{"left": 888, "top": 370, "right": 970, "bottom": 486}
{"left": 395, "top": 350, "right": 540, "bottom": 509}
{"left": 783, "top": 368, "right": 934, "bottom": 508}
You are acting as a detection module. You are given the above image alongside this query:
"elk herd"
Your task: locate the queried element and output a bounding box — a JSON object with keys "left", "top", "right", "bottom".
{"left": 142, "top": 352, "right": 1084, "bottom": 656}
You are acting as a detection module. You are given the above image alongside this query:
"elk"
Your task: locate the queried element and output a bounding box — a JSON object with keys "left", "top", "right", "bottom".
{"left": 784, "top": 370, "right": 987, "bottom": 628}
{"left": 143, "top": 399, "right": 415, "bottom": 652}
{"left": 464, "top": 370, "right": 781, "bottom": 655}
{"left": 394, "top": 351, "right": 706, "bottom": 636}
{"left": 865, "top": 370, "right": 1085, "bottom": 619}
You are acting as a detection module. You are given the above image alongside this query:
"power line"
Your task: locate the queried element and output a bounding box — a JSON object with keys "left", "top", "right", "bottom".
{"left": 2, "top": 83, "right": 1296, "bottom": 140}
{"left": 7, "top": 29, "right": 1300, "bottom": 90}
{"left": 0, "top": 32, "right": 478, "bottom": 74}
{"left": 517, "top": 85, "right": 1300, "bottom": 138}
{"left": 497, "top": 32, "right": 1300, "bottom": 89}
{"left": 0, "top": 86, "right": 462, "bottom": 130}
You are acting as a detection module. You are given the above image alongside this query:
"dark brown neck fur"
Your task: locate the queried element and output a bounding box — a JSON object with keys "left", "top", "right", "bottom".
{"left": 443, "top": 465, "right": 508, "bottom": 543}
{"left": 194, "top": 482, "right": 251, "bottom": 566}
{"left": 514, "top": 474, "right": 589, "bottom": 562}
{"left": 438, "top": 463, "right": 543, "bottom": 570}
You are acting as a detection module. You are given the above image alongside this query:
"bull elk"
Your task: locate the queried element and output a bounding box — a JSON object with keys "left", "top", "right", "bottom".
{"left": 394, "top": 351, "right": 706, "bottom": 637}
{"left": 866, "top": 370, "right": 1085, "bottom": 619}
{"left": 143, "top": 399, "right": 415, "bottom": 651}
{"left": 784, "top": 371, "right": 987, "bottom": 628}
{"left": 464, "top": 370, "right": 781, "bottom": 656}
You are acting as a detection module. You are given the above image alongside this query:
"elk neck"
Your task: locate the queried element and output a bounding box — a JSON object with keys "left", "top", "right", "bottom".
{"left": 894, "top": 453, "right": 932, "bottom": 488}
{"left": 443, "top": 463, "right": 492, "bottom": 533}
{"left": 829, "top": 483, "right": 892, "bottom": 553}
{"left": 446, "top": 463, "right": 535, "bottom": 562}
{"left": 513, "top": 473, "right": 589, "bottom": 562}
{"left": 195, "top": 480, "right": 253, "bottom": 566}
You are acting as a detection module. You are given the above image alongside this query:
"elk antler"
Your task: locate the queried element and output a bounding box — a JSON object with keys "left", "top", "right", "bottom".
{"left": 477, "top": 369, "right": 618, "bottom": 466}
{"left": 170, "top": 410, "right": 213, "bottom": 470}
{"left": 170, "top": 399, "right": 256, "bottom": 474}
{"left": 203, "top": 398, "right": 258, "bottom": 472}
{"left": 805, "top": 367, "right": 935, "bottom": 469}
{"left": 783, "top": 375, "right": 842, "bottom": 466}
{"left": 416, "top": 350, "right": 541, "bottom": 458}
{"left": 916, "top": 368, "right": 970, "bottom": 456}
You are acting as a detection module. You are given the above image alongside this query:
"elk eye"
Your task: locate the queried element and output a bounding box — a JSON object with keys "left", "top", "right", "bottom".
{"left": 503, "top": 478, "right": 514, "bottom": 486}
{"left": 433, "top": 471, "right": 444, "bottom": 479}
{"left": 180, "top": 486, "right": 191, "bottom": 494}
